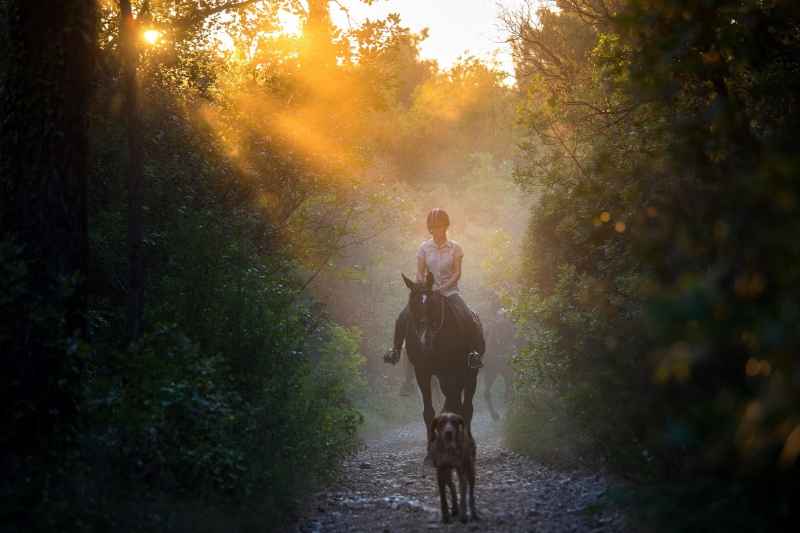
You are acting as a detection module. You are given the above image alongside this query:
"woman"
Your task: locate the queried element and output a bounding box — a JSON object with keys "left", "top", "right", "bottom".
{"left": 386, "top": 208, "right": 485, "bottom": 369}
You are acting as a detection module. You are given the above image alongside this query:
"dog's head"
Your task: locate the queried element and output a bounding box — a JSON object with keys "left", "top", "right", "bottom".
{"left": 431, "top": 412, "right": 466, "bottom": 451}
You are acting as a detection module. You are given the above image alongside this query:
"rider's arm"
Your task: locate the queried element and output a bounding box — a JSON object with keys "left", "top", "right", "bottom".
{"left": 416, "top": 254, "right": 428, "bottom": 283}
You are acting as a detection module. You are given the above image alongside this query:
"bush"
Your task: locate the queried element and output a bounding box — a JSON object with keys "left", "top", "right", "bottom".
{"left": 507, "top": 2, "right": 800, "bottom": 529}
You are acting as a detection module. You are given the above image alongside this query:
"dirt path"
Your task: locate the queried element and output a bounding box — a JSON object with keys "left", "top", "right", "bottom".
{"left": 295, "top": 411, "right": 629, "bottom": 532}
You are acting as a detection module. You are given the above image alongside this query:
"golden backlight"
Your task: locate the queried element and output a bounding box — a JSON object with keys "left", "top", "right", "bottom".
{"left": 143, "top": 29, "right": 161, "bottom": 45}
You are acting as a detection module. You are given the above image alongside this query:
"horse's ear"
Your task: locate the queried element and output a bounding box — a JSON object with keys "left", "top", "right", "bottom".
{"left": 425, "top": 271, "right": 434, "bottom": 291}
{"left": 401, "top": 273, "right": 415, "bottom": 290}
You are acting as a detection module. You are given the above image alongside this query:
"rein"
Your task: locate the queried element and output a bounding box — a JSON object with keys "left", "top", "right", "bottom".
{"left": 409, "top": 292, "right": 446, "bottom": 342}
{"left": 430, "top": 294, "right": 446, "bottom": 336}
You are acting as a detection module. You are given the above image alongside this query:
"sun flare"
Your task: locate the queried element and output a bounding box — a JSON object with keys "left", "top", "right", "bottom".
{"left": 143, "top": 29, "right": 161, "bottom": 45}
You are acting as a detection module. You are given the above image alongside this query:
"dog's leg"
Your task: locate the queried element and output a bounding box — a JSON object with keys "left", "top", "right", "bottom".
{"left": 437, "top": 468, "right": 451, "bottom": 523}
{"left": 457, "top": 467, "right": 469, "bottom": 523}
{"left": 446, "top": 470, "right": 458, "bottom": 517}
{"left": 468, "top": 457, "right": 480, "bottom": 521}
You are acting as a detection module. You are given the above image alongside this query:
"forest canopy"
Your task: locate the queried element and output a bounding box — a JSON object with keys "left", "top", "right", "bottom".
{"left": 2, "top": 0, "right": 800, "bottom": 531}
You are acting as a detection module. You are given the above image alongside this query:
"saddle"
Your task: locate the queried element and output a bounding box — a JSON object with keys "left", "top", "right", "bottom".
{"left": 443, "top": 297, "right": 484, "bottom": 356}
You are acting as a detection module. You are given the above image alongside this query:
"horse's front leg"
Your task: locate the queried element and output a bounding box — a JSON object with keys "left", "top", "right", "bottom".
{"left": 439, "top": 373, "right": 461, "bottom": 414}
{"left": 416, "top": 367, "right": 435, "bottom": 462}
{"left": 463, "top": 369, "right": 479, "bottom": 437}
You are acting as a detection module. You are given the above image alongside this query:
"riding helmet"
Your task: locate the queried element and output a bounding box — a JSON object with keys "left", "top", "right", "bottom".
{"left": 426, "top": 208, "right": 450, "bottom": 230}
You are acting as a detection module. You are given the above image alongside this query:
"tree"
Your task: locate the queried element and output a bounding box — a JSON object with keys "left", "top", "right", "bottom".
{"left": 119, "top": 0, "right": 146, "bottom": 341}
{"left": 507, "top": 0, "right": 800, "bottom": 527}
{"left": 114, "top": 0, "right": 271, "bottom": 342}
{"left": 0, "top": 0, "right": 97, "bottom": 511}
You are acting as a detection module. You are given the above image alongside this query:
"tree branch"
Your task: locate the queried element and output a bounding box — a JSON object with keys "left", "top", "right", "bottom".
{"left": 173, "top": 0, "right": 264, "bottom": 32}
{"left": 330, "top": 0, "right": 353, "bottom": 29}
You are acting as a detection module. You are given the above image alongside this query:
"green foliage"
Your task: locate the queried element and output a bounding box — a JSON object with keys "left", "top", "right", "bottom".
{"left": 4, "top": 1, "right": 522, "bottom": 530}
{"left": 508, "top": 0, "right": 800, "bottom": 529}
{"left": 75, "top": 7, "right": 377, "bottom": 528}
{"left": 84, "top": 210, "right": 367, "bottom": 525}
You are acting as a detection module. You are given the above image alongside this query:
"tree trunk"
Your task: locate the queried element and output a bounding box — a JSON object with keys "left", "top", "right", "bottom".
{"left": 119, "top": 0, "right": 145, "bottom": 342}
{"left": 304, "top": 0, "right": 336, "bottom": 71}
{"left": 0, "top": 0, "right": 95, "bottom": 463}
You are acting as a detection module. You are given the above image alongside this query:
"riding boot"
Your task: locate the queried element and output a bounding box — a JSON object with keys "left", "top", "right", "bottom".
{"left": 466, "top": 316, "right": 485, "bottom": 369}
{"left": 384, "top": 306, "right": 408, "bottom": 365}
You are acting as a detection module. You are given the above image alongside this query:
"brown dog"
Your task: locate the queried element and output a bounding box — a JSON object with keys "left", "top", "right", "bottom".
{"left": 429, "top": 412, "right": 479, "bottom": 523}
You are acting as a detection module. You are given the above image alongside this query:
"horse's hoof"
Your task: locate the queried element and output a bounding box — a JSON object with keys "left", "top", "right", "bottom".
{"left": 383, "top": 349, "right": 400, "bottom": 365}
{"left": 423, "top": 452, "right": 434, "bottom": 467}
{"left": 471, "top": 512, "right": 481, "bottom": 522}
{"left": 460, "top": 513, "right": 468, "bottom": 523}
{"left": 467, "top": 351, "right": 483, "bottom": 369}
{"left": 441, "top": 514, "right": 451, "bottom": 524}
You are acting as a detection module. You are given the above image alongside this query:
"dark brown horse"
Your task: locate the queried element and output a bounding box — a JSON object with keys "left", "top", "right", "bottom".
{"left": 395, "top": 272, "right": 481, "bottom": 454}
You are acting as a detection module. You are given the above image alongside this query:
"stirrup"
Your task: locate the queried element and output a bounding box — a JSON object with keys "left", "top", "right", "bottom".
{"left": 467, "top": 350, "right": 483, "bottom": 369}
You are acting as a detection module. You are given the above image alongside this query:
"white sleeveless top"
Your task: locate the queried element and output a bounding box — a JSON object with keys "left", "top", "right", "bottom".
{"left": 417, "top": 239, "right": 464, "bottom": 297}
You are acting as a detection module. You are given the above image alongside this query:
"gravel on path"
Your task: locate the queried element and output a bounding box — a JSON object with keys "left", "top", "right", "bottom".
{"left": 294, "top": 411, "right": 629, "bottom": 533}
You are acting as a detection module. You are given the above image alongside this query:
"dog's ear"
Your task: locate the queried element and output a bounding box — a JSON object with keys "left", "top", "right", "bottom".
{"left": 430, "top": 415, "right": 440, "bottom": 443}
{"left": 456, "top": 417, "right": 466, "bottom": 442}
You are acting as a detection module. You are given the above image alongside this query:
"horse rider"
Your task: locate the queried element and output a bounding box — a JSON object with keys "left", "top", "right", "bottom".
{"left": 385, "top": 208, "right": 485, "bottom": 369}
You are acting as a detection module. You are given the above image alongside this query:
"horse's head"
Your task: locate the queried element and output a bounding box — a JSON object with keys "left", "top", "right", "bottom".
{"left": 402, "top": 272, "right": 445, "bottom": 356}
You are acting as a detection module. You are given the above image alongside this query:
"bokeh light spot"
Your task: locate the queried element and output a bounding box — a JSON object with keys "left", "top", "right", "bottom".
{"left": 745, "top": 357, "right": 760, "bottom": 377}
{"left": 780, "top": 425, "right": 800, "bottom": 467}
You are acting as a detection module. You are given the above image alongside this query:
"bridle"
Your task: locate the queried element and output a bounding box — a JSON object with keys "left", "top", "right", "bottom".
{"left": 409, "top": 290, "right": 446, "bottom": 343}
